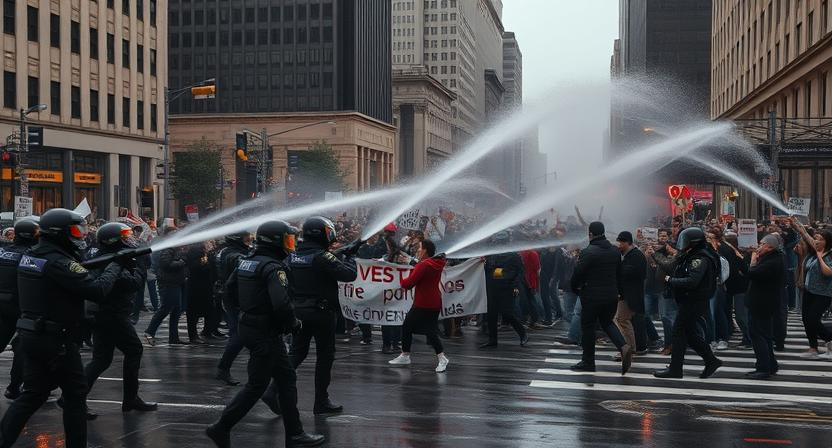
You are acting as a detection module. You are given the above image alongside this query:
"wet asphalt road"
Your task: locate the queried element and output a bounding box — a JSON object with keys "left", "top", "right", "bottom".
{"left": 0, "top": 313, "right": 830, "bottom": 448}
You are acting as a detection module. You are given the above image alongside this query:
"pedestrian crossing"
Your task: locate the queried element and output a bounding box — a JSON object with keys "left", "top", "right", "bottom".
{"left": 529, "top": 315, "right": 832, "bottom": 406}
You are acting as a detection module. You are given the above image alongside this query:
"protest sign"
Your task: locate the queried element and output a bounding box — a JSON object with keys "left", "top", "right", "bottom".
{"left": 424, "top": 216, "right": 446, "bottom": 241}
{"left": 397, "top": 209, "right": 422, "bottom": 230}
{"left": 636, "top": 227, "right": 658, "bottom": 243}
{"left": 73, "top": 198, "right": 92, "bottom": 218}
{"left": 13, "top": 197, "right": 32, "bottom": 219}
{"left": 338, "top": 258, "right": 487, "bottom": 325}
{"left": 737, "top": 219, "right": 758, "bottom": 248}
{"left": 184, "top": 204, "right": 199, "bottom": 222}
{"left": 787, "top": 197, "right": 811, "bottom": 216}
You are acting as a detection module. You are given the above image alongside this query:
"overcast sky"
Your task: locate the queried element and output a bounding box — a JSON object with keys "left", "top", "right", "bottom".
{"left": 502, "top": 0, "right": 620, "bottom": 172}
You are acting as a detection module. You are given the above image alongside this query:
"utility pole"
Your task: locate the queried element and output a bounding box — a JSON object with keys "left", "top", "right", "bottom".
{"left": 259, "top": 128, "right": 268, "bottom": 194}
{"left": 768, "top": 110, "right": 778, "bottom": 220}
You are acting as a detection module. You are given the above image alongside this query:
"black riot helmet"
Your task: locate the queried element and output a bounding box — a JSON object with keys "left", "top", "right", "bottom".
{"left": 13, "top": 217, "right": 40, "bottom": 244}
{"left": 97, "top": 222, "right": 138, "bottom": 250}
{"left": 225, "top": 231, "right": 251, "bottom": 246}
{"left": 255, "top": 220, "right": 298, "bottom": 256}
{"left": 302, "top": 216, "right": 337, "bottom": 247}
{"left": 676, "top": 227, "right": 706, "bottom": 252}
{"left": 39, "top": 208, "right": 89, "bottom": 253}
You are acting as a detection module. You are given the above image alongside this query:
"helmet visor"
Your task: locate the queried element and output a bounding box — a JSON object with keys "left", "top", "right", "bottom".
{"left": 120, "top": 227, "right": 140, "bottom": 248}
{"left": 284, "top": 233, "right": 297, "bottom": 253}
{"left": 69, "top": 223, "right": 88, "bottom": 240}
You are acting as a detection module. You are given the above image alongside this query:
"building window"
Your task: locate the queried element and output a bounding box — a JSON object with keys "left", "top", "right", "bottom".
{"left": 50, "top": 81, "right": 60, "bottom": 115}
{"left": 137, "top": 44, "right": 144, "bottom": 72}
{"left": 26, "top": 76, "right": 38, "bottom": 107}
{"left": 258, "top": 29, "right": 268, "bottom": 45}
{"left": 122, "top": 39, "right": 130, "bottom": 68}
{"left": 123, "top": 0, "right": 130, "bottom": 16}
{"left": 3, "top": 0, "right": 14, "bottom": 36}
{"left": 809, "top": 12, "right": 815, "bottom": 47}
{"left": 27, "top": 6, "right": 38, "bottom": 42}
{"left": 71, "top": 86, "right": 81, "bottom": 119}
{"left": 150, "top": 0, "right": 156, "bottom": 26}
{"left": 107, "top": 94, "right": 115, "bottom": 124}
{"left": 797, "top": 23, "right": 802, "bottom": 52}
{"left": 137, "top": 0, "right": 143, "bottom": 21}
{"left": 822, "top": 73, "right": 828, "bottom": 116}
{"left": 150, "top": 49, "right": 156, "bottom": 76}
{"left": 123, "top": 97, "right": 130, "bottom": 128}
{"left": 90, "top": 89, "right": 99, "bottom": 122}
{"left": 137, "top": 100, "right": 144, "bottom": 130}
{"left": 107, "top": 33, "right": 115, "bottom": 63}
{"left": 90, "top": 28, "right": 99, "bottom": 59}
{"left": 150, "top": 104, "right": 157, "bottom": 131}
{"left": 50, "top": 14, "right": 60, "bottom": 48}
{"left": 71, "top": 21, "right": 80, "bottom": 54}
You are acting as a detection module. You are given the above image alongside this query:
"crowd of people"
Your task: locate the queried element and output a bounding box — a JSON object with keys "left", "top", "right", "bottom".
{"left": 0, "top": 204, "right": 829, "bottom": 447}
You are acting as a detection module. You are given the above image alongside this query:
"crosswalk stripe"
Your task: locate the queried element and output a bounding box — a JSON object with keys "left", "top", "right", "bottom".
{"left": 547, "top": 349, "right": 832, "bottom": 367}
{"left": 536, "top": 368, "right": 830, "bottom": 392}
{"left": 543, "top": 357, "right": 832, "bottom": 378}
{"left": 529, "top": 380, "right": 832, "bottom": 405}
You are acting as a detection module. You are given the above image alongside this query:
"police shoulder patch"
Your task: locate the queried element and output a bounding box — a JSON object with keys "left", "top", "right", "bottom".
{"left": 69, "top": 261, "right": 88, "bottom": 274}
{"left": 277, "top": 270, "right": 288, "bottom": 287}
{"left": 0, "top": 248, "right": 22, "bottom": 263}
{"left": 323, "top": 252, "right": 337, "bottom": 262}
{"left": 18, "top": 255, "right": 47, "bottom": 273}
{"left": 238, "top": 259, "right": 260, "bottom": 273}
{"left": 690, "top": 258, "right": 703, "bottom": 269}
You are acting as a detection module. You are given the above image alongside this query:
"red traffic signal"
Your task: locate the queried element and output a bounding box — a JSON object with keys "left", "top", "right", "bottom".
{"left": 681, "top": 185, "right": 691, "bottom": 200}
{"left": 668, "top": 185, "right": 681, "bottom": 199}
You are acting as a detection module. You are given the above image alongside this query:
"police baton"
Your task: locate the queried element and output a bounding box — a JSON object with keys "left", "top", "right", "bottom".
{"left": 82, "top": 247, "right": 153, "bottom": 269}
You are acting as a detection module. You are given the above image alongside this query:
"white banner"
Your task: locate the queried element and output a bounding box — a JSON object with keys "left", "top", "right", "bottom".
{"left": 339, "top": 257, "right": 487, "bottom": 325}
{"left": 396, "top": 209, "right": 422, "bottom": 230}
{"left": 13, "top": 196, "right": 32, "bottom": 219}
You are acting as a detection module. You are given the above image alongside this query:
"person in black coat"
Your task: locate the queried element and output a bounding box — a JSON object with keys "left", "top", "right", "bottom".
{"left": 185, "top": 243, "right": 213, "bottom": 344}
{"left": 539, "top": 247, "right": 563, "bottom": 325}
{"left": 743, "top": 234, "right": 785, "bottom": 379}
{"left": 614, "top": 232, "right": 648, "bottom": 354}
{"left": 480, "top": 231, "right": 529, "bottom": 349}
{"left": 569, "top": 222, "right": 633, "bottom": 374}
{"left": 144, "top": 228, "right": 188, "bottom": 345}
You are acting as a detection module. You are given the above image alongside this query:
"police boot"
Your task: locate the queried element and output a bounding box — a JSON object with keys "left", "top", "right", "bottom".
{"left": 288, "top": 432, "right": 325, "bottom": 447}
{"left": 122, "top": 396, "right": 158, "bottom": 412}
{"left": 313, "top": 398, "right": 343, "bottom": 415}
{"left": 653, "top": 367, "right": 683, "bottom": 379}
{"left": 699, "top": 357, "right": 723, "bottom": 379}
{"left": 56, "top": 396, "right": 98, "bottom": 420}
{"left": 3, "top": 386, "right": 20, "bottom": 400}
{"left": 215, "top": 368, "right": 241, "bottom": 386}
{"left": 205, "top": 424, "right": 230, "bottom": 448}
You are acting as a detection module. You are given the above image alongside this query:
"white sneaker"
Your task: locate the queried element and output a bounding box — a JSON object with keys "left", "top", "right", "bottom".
{"left": 435, "top": 353, "right": 449, "bottom": 373}
{"left": 716, "top": 341, "right": 729, "bottom": 351}
{"left": 799, "top": 349, "right": 820, "bottom": 358}
{"left": 388, "top": 354, "right": 411, "bottom": 366}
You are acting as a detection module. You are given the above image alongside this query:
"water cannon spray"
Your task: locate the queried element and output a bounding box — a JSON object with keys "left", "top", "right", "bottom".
{"left": 82, "top": 246, "right": 153, "bottom": 269}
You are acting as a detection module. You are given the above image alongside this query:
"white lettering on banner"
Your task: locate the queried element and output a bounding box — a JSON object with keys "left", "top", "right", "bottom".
{"left": 787, "top": 197, "right": 811, "bottom": 216}
{"left": 397, "top": 209, "right": 422, "bottom": 230}
{"left": 338, "top": 257, "right": 487, "bottom": 325}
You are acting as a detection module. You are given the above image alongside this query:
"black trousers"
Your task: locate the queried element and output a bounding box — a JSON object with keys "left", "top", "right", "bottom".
{"left": 802, "top": 291, "right": 832, "bottom": 349}
{"left": 773, "top": 286, "right": 789, "bottom": 348}
{"left": 401, "top": 308, "right": 443, "bottom": 354}
{"left": 84, "top": 313, "right": 143, "bottom": 403}
{"left": 749, "top": 314, "right": 778, "bottom": 374}
{"left": 669, "top": 299, "right": 717, "bottom": 372}
{"left": 216, "top": 322, "right": 302, "bottom": 441}
{"left": 580, "top": 299, "right": 625, "bottom": 364}
{"left": 0, "top": 333, "right": 87, "bottom": 448}
{"left": 290, "top": 308, "right": 336, "bottom": 404}
{"left": 0, "top": 312, "right": 22, "bottom": 391}
{"left": 486, "top": 287, "right": 526, "bottom": 343}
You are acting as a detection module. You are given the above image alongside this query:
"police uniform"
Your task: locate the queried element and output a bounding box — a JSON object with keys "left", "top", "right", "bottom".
{"left": 663, "top": 247, "right": 722, "bottom": 377}
{"left": 0, "top": 239, "right": 121, "bottom": 448}
{"left": 0, "top": 242, "right": 33, "bottom": 398}
{"left": 215, "top": 239, "right": 250, "bottom": 379}
{"left": 210, "top": 253, "right": 305, "bottom": 443}
{"left": 286, "top": 241, "right": 356, "bottom": 413}
{"left": 483, "top": 252, "right": 528, "bottom": 346}
{"left": 83, "top": 245, "right": 150, "bottom": 410}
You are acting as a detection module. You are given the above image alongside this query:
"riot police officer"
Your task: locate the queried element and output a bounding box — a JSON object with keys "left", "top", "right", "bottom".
{"left": 83, "top": 222, "right": 157, "bottom": 413}
{"left": 479, "top": 231, "right": 529, "bottom": 349}
{"left": 654, "top": 227, "right": 723, "bottom": 379}
{"left": 0, "top": 218, "right": 39, "bottom": 399}
{"left": 271, "top": 216, "right": 358, "bottom": 415}
{"left": 214, "top": 232, "right": 252, "bottom": 386}
{"left": 206, "top": 221, "right": 324, "bottom": 448}
{"left": 0, "top": 209, "right": 124, "bottom": 448}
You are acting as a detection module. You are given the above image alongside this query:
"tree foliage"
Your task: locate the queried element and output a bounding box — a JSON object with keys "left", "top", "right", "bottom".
{"left": 289, "top": 140, "right": 348, "bottom": 201}
{"left": 172, "top": 138, "right": 224, "bottom": 215}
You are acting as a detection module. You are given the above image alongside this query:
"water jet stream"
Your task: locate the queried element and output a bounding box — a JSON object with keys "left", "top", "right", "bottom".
{"left": 444, "top": 123, "right": 736, "bottom": 255}
{"left": 172, "top": 194, "right": 276, "bottom": 239}
{"left": 445, "top": 237, "right": 588, "bottom": 259}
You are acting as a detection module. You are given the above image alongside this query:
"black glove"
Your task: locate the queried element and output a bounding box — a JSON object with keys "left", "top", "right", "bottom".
{"left": 335, "top": 239, "right": 365, "bottom": 257}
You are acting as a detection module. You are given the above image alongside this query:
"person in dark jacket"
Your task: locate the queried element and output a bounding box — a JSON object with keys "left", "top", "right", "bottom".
{"left": 613, "top": 231, "right": 648, "bottom": 354}
{"left": 185, "top": 242, "right": 213, "bottom": 344}
{"left": 743, "top": 234, "right": 785, "bottom": 379}
{"left": 144, "top": 227, "right": 188, "bottom": 345}
{"left": 569, "top": 222, "right": 633, "bottom": 374}
{"left": 480, "top": 231, "right": 529, "bottom": 348}
{"left": 539, "top": 246, "right": 563, "bottom": 325}
{"left": 215, "top": 232, "right": 251, "bottom": 387}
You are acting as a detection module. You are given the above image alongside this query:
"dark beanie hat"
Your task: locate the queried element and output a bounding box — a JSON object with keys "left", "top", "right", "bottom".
{"left": 589, "top": 221, "right": 605, "bottom": 237}
{"left": 616, "top": 231, "right": 634, "bottom": 244}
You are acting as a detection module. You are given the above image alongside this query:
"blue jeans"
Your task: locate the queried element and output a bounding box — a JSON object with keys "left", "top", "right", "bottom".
{"left": 645, "top": 292, "right": 660, "bottom": 317}
{"left": 707, "top": 287, "right": 731, "bottom": 343}
{"left": 147, "top": 278, "right": 159, "bottom": 310}
{"left": 567, "top": 298, "right": 582, "bottom": 343}
{"left": 145, "top": 284, "right": 184, "bottom": 341}
{"left": 562, "top": 291, "right": 579, "bottom": 324}
{"left": 732, "top": 293, "right": 751, "bottom": 345}
{"left": 540, "top": 278, "right": 563, "bottom": 322}
{"left": 659, "top": 294, "right": 678, "bottom": 347}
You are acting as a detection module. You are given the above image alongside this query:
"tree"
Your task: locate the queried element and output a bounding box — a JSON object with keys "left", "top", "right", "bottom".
{"left": 171, "top": 138, "right": 224, "bottom": 215}
{"left": 288, "top": 140, "right": 348, "bottom": 203}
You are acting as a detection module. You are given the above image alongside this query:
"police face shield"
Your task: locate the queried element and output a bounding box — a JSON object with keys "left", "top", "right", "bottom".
{"left": 284, "top": 233, "right": 297, "bottom": 253}
{"left": 120, "top": 227, "right": 140, "bottom": 248}
{"left": 69, "top": 222, "right": 89, "bottom": 250}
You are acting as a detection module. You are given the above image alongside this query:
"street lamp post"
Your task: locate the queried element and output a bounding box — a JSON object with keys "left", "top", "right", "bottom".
{"left": 162, "top": 78, "right": 215, "bottom": 219}
{"left": 240, "top": 120, "right": 335, "bottom": 195}
{"left": 17, "top": 104, "right": 48, "bottom": 198}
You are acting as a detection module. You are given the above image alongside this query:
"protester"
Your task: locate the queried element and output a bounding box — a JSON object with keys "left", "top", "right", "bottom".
{"left": 743, "top": 234, "right": 785, "bottom": 379}
{"left": 614, "top": 231, "right": 648, "bottom": 355}
{"left": 388, "top": 240, "right": 450, "bottom": 372}
{"left": 791, "top": 218, "right": 832, "bottom": 358}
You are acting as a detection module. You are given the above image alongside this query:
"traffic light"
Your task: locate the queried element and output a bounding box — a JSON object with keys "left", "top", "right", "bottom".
{"left": 235, "top": 133, "right": 248, "bottom": 161}
{"left": 191, "top": 85, "right": 217, "bottom": 99}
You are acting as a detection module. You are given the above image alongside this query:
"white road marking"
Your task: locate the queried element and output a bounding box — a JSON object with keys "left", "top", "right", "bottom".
{"left": 547, "top": 349, "right": 832, "bottom": 367}
{"left": 543, "top": 357, "right": 832, "bottom": 378}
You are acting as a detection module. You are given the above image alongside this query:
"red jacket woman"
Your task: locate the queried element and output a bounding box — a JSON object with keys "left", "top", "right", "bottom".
{"left": 401, "top": 255, "right": 446, "bottom": 311}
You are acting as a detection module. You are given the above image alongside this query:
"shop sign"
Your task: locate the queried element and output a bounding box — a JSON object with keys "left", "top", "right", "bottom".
{"left": 74, "top": 172, "right": 102, "bottom": 184}
{"left": 24, "top": 170, "right": 62, "bottom": 183}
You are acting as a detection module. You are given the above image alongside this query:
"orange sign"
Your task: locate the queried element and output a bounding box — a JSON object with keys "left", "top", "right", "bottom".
{"left": 1, "top": 168, "right": 63, "bottom": 183}
{"left": 74, "top": 172, "right": 101, "bottom": 184}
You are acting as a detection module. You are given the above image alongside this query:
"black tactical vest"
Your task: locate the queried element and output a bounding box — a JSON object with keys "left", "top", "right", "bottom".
{"left": 0, "top": 244, "right": 26, "bottom": 315}
{"left": 237, "top": 254, "right": 281, "bottom": 315}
